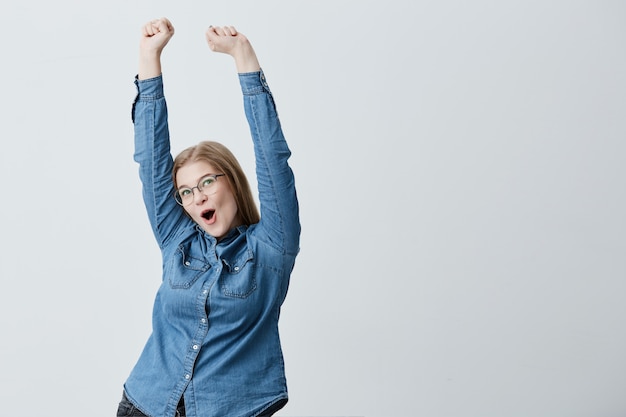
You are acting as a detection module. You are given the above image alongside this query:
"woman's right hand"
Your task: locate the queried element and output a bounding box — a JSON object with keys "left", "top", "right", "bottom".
{"left": 140, "top": 17, "right": 175, "bottom": 55}
{"left": 138, "top": 17, "right": 175, "bottom": 79}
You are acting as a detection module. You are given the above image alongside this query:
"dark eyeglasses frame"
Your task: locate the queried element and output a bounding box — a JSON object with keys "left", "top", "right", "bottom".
{"left": 174, "top": 174, "right": 226, "bottom": 206}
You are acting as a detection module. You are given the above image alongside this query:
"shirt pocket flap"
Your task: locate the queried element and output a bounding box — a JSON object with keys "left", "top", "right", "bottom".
{"left": 221, "top": 246, "right": 254, "bottom": 274}
{"left": 168, "top": 245, "right": 211, "bottom": 289}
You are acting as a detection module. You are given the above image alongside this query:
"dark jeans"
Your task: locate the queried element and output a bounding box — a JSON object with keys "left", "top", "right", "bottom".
{"left": 257, "top": 398, "right": 288, "bottom": 417}
{"left": 116, "top": 392, "right": 285, "bottom": 417}
{"left": 116, "top": 392, "right": 185, "bottom": 417}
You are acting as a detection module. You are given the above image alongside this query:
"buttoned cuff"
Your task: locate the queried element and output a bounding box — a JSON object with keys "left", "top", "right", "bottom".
{"left": 134, "top": 74, "right": 165, "bottom": 99}
{"left": 132, "top": 75, "right": 165, "bottom": 123}
{"left": 238, "top": 69, "right": 272, "bottom": 95}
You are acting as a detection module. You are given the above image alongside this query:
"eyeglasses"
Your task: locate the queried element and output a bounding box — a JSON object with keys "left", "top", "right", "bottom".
{"left": 174, "top": 174, "right": 226, "bottom": 206}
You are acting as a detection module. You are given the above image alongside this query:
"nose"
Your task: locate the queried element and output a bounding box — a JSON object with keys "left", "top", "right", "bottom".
{"left": 192, "top": 187, "right": 208, "bottom": 204}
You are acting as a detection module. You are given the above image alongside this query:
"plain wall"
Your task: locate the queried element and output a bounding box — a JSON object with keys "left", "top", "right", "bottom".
{"left": 0, "top": 1, "right": 625, "bottom": 416}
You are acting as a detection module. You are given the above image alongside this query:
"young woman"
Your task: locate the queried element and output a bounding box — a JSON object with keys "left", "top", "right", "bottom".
{"left": 117, "top": 18, "right": 300, "bottom": 417}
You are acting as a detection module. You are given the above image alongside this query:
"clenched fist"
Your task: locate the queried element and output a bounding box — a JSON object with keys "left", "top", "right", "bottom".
{"left": 205, "top": 25, "right": 260, "bottom": 73}
{"left": 140, "top": 17, "right": 175, "bottom": 55}
{"left": 137, "top": 17, "right": 174, "bottom": 80}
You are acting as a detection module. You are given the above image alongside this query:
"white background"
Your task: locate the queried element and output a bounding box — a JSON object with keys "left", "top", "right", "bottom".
{"left": 1, "top": 1, "right": 625, "bottom": 416}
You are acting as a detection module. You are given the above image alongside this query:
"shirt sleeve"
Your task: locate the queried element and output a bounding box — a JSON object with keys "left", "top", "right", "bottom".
{"left": 239, "top": 70, "right": 301, "bottom": 255}
{"left": 132, "top": 75, "right": 189, "bottom": 249}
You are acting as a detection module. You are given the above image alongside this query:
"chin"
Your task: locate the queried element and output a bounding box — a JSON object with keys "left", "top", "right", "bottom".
{"left": 202, "top": 224, "right": 226, "bottom": 239}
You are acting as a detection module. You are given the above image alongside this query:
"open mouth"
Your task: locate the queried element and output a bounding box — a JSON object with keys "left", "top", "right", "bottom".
{"left": 201, "top": 209, "right": 215, "bottom": 222}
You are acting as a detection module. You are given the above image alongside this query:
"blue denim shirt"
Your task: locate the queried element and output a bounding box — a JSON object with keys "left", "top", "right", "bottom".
{"left": 125, "top": 71, "right": 300, "bottom": 417}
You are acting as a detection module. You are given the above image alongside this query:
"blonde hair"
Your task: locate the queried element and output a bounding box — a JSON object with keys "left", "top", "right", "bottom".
{"left": 172, "top": 141, "right": 260, "bottom": 226}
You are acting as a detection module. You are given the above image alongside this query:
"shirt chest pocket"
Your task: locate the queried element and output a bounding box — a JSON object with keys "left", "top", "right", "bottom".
{"left": 219, "top": 247, "right": 256, "bottom": 298}
{"left": 167, "top": 245, "right": 211, "bottom": 289}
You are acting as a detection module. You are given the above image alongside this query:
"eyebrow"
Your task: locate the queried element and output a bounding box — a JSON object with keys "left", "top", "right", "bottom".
{"left": 177, "top": 173, "right": 216, "bottom": 189}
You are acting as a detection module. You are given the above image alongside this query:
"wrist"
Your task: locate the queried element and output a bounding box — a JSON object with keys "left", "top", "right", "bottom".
{"left": 138, "top": 52, "right": 162, "bottom": 80}
{"left": 139, "top": 48, "right": 162, "bottom": 61}
{"left": 233, "top": 39, "right": 260, "bottom": 73}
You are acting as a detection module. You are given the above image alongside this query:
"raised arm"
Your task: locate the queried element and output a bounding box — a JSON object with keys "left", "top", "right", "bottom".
{"left": 205, "top": 27, "right": 300, "bottom": 254}
{"left": 133, "top": 18, "right": 189, "bottom": 249}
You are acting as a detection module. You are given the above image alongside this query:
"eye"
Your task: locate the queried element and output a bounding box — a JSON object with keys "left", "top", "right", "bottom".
{"left": 179, "top": 188, "right": 192, "bottom": 197}
{"left": 201, "top": 176, "right": 216, "bottom": 187}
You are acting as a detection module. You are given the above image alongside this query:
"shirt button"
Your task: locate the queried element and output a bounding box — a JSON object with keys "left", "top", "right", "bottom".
{"left": 193, "top": 344, "right": 199, "bottom": 350}
{"left": 185, "top": 261, "right": 190, "bottom": 266}
{"left": 201, "top": 318, "right": 206, "bottom": 323}
{"left": 185, "top": 374, "right": 190, "bottom": 380}
{"left": 234, "top": 266, "right": 240, "bottom": 271}
{"left": 203, "top": 290, "right": 208, "bottom": 295}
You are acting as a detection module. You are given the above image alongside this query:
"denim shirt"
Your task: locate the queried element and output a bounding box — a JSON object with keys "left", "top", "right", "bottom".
{"left": 125, "top": 71, "right": 300, "bottom": 417}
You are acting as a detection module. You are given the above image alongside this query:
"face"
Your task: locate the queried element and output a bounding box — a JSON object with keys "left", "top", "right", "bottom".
{"left": 175, "top": 160, "right": 242, "bottom": 240}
